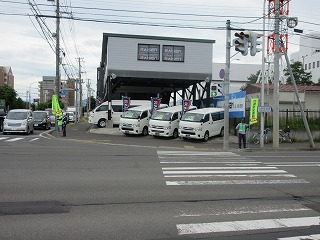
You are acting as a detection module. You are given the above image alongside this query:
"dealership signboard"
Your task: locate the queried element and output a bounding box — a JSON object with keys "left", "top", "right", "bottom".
{"left": 210, "top": 91, "right": 246, "bottom": 118}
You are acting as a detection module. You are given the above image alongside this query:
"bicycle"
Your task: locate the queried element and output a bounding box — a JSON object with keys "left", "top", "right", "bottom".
{"left": 279, "top": 126, "right": 293, "bottom": 143}
{"left": 252, "top": 128, "right": 271, "bottom": 145}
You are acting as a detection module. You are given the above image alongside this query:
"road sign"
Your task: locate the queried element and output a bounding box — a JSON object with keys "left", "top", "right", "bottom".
{"left": 60, "top": 89, "right": 66, "bottom": 97}
{"left": 219, "top": 69, "right": 225, "bottom": 79}
{"left": 258, "top": 106, "right": 272, "bottom": 112}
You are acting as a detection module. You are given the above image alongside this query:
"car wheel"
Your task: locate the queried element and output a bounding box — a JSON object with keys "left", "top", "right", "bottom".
{"left": 172, "top": 129, "right": 179, "bottom": 139}
{"left": 142, "top": 126, "right": 148, "bottom": 136}
{"left": 98, "top": 118, "right": 107, "bottom": 128}
{"left": 203, "top": 131, "right": 209, "bottom": 142}
{"left": 219, "top": 127, "right": 224, "bottom": 137}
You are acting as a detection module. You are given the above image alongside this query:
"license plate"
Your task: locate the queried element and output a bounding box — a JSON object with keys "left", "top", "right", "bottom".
{"left": 155, "top": 132, "right": 159, "bottom": 136}
{"left": 34, "top": 124, "right": 38, "bottom": 126}
{"left": 186, "top": 135, "right": 190, "bottom": 138}
{"left": 125, "top": 130, "right": 129, "bottom": 134}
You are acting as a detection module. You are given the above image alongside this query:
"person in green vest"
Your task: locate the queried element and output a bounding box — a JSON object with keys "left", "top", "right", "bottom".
{"left": 236, "top": 119, "right": 249, "bottom": 149}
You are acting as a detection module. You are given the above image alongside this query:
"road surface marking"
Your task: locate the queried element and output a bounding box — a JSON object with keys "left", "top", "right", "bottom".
{"left": 177, "top": 216, "right": 320, "bottom": 235}
{"left": 278, "top": 234, "right": 320, "bottom": 240}
{"left": 177, "top": 204, "right": 311, "bottom": 217}
{"left": 5, "top": 137, "right": 24, "bottom": 142}
{"left": 0, "top": 137, "right": 9, "bottom": 140}
{"left": 162, "top": 166, "right": 278, "bottom": 170}
{"left": 166, "top": 179, "right": 309, "bottom": 185}
{"left": 165, "top": 174, "right": 296, "bottom": 178}
{"left": 163, "top": 170, "right": 288, "bottom": 174}
{"left": 29, "top": 138, "right": 40, "bottom": 142}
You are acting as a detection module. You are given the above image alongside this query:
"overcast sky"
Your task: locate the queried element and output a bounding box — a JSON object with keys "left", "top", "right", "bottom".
{"left": 1, "top": 0, "right": 319, "bottom": 101}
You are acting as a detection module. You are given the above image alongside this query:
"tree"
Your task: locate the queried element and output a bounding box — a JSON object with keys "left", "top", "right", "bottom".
{"left": 12, "top": 97, "right": 26, "bottom": 109}
{"left": 247, "top": 70, "right": 261, "bottom": 84}
{"left": 283, "top": 61, "right": 313, "bottom": 85}
{"left": 0, "top": 84, "right": 17, "bottom": 110}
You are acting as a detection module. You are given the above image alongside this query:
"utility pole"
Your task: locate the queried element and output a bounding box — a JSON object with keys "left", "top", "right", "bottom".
{"left": 86, "top": 79, "right": 91, "bottom": 115}
{"left": 260, "top": 0, "right": 267, "bottom": 148}
{"left": 54, "top": 0, "right": 60, "bottom": 97}
{"left": 223, "top": 20, "right": 231, "bottom": 150}
{"left": 273, "top": 0, "right": 280, "bottom": 149}
{"left": 76, "top": 57, "right": 84, "bottom": 121}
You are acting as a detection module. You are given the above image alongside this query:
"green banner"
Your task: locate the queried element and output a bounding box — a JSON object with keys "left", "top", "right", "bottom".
{"left": 249, "top": 98, "right": 259, "bottom": 125}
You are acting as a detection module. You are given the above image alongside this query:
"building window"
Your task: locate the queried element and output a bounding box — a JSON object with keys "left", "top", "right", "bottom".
{"left": 313, "top": 62, "right": 316, "bottom": 68}
{"left": 317, "top": 61, "right": 320, "bottom": 68}
{"left": 137, "top": 44, "right": 160, "bottom": 61}
{"left": 309, "top": 63, "right": 311, "bottom": 69}
{"left": 162, "top": 45, "right": 185, "bottom": 62}
{"left": 305, "top": 64, "right": 307, "bottom": 70}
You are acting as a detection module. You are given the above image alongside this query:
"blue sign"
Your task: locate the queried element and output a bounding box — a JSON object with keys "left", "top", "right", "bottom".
{"left": 60, "top": 89, "right": 66, "bottom": 97}
{"left": 210, "top": 91, "right": 246, "bottom": 118}
{"left": 219, "top": 69, "right": 225, "bottom": 79}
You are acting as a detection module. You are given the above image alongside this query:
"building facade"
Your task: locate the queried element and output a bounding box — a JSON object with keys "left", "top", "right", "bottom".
{"left": 0, "top": 66, "right": 14, "bottom": 88}
{"left": 290, "top": 32, "right": 320, "bottom": 84}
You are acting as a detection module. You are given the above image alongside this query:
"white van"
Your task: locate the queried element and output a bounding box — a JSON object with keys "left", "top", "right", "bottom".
{"left": 149, "top": 105, "right": 197, "bottom": 138}
{"left": 179, "top": 107, "right": 224, "bottom": 142}
{"left": 88, "top": 100, "right": 150, "bottom": 128}
{"left": 119, "top": 104, "right": 167, "bottom": 136}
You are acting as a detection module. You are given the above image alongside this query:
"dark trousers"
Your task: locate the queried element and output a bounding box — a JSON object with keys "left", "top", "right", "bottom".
{"left": 238, "top": 133, "right": 246, "bottom": 148}
{"left": 62, "top": 124, "right": 66, "bottom": 136}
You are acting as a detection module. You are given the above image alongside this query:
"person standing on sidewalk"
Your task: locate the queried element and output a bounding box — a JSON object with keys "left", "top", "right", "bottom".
{"left": 61, "top": 114, "right": 68, "bottom": 137}
{"left": 236, "top": 119, "right": 249, "bottom": 149}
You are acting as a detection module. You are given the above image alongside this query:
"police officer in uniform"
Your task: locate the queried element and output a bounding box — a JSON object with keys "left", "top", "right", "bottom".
{"left": 236, "top": 119, "right": 249, "bottom": 149}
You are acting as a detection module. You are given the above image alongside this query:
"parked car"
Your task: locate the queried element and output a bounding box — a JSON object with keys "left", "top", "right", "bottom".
{"left": 3, "top": 109, "right": 34, "bottom": 135}
{"left": 33, "top": 111, "right": 51, "bottom": 130}
{"left": 66, "top": 111, "right": 75, "bottom": 122}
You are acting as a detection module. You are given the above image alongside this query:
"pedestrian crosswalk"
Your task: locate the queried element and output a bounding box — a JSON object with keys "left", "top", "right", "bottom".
{"left": 0, "top": 136, "right": 40, "bottom": 143}
{"left": 157, "top": 150, "right": 309, "bottom": 186}
{"left": 157, "top": 151, "right": 319, "bottom": 239}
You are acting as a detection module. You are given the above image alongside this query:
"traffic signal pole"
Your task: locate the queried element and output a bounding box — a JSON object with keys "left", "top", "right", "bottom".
{"left": 223, "top": 20, "right": 231, "bottom": 150}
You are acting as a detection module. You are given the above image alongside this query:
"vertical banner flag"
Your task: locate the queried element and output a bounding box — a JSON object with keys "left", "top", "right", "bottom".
{"left": 249, "top": 98, "right": 259, "bottom": 125}
{"left": 51, "top": 95, "right": 62, "bottom": 116}
{"left": 151, "top": 98, "right": 161, "bottom": 113}
{"left": 122, "top": 96, "right": 131, "bottom": 112}
{"left": 182, "top": 99, "right": 191, "bottom": 115}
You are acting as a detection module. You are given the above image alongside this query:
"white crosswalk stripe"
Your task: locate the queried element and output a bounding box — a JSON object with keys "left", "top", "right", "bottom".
{"left": 177, "top": 216, "right": 320, "bottom": 235}
{"left": 278, "top": 234, "right": 320, "bottom": 240}
{"left": 157, "top": 150, "right": 309, "bottom": 186}
{"left": 0, "top": 136, "right": 40, "bottom": 142}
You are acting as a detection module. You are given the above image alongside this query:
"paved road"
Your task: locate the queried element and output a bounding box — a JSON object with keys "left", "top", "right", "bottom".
{"left": 1, "top": 122, "right": 320, "bottom": 240}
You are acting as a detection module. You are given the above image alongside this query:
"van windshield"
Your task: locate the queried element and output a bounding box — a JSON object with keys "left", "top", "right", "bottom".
{"left": 122, "top": 110, "right": 142, "bottom": 119}
{"left": 151, "top": 111, "right": 172, "bottom": 121}
{"left": 7, "top": 112, "right": 28, "bottom": 120}
{"left": 181, "top": 113, "right": 204, "bottom": 122}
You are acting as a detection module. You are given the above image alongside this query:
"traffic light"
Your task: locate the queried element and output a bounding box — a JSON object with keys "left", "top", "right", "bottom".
{"left": 210, "top": 84, "right": 217, "bottom": 97}
{"left": 234, "top": 32, "right": 249, "bottom": 56}
{"left": 250, "top": 32, "right": 262, "bottom": 56}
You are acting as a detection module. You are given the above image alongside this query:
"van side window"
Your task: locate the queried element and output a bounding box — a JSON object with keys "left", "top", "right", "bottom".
{"left": 172, "top": 112, "right": 178, "bottom": 121}
{"left": 203, "top": 114, "right": 210, "bottom": 123}
{"left": 97, "top": 105, "right": 108, "bottom": 112}
{"left": 112, "top": 105, "right": 122, "bottom": 112}
{"left": 211, "top": 112, "right": 224, "bottom": 121}
{"left": 141, "top": 111, "right": 148, "bottom": 119}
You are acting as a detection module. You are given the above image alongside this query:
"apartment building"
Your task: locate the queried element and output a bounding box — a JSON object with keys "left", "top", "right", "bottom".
{"left": 0, "top": 66, "right": 14, "bottom": 88}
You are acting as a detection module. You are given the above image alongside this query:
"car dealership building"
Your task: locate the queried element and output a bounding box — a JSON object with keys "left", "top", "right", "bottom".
{"left": 97, "top": 33, "right": 216, "bottom": 107}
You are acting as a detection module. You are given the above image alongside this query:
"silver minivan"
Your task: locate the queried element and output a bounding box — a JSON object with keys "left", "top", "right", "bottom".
{"left": 3, "top": 109, "right": 34, "bottom": 135}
